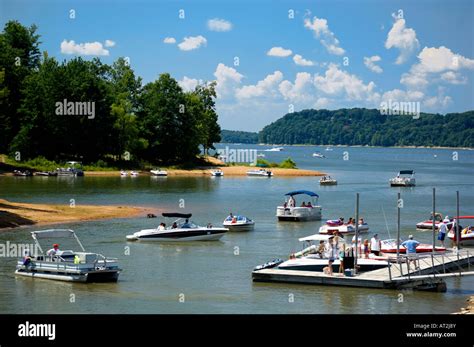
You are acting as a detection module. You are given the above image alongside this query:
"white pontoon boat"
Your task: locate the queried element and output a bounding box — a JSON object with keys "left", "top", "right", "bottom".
{"left": 276, "top": 190, "right": 322, "bottom": 221}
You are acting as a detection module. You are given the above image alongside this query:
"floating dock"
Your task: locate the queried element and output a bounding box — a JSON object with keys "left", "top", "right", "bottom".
{"left": 252, "top": 249, "right": 474, "bottom": 292}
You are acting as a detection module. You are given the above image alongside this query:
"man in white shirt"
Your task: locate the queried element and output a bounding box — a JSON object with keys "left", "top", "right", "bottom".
{"left": 370, "top": 234, "right": 381, "bottom": 256}
{"left": 46, "top": 244, "right": 61, "bottom": 256}
{"left": 438, "top": 220, "right": 447, "bottom": 247}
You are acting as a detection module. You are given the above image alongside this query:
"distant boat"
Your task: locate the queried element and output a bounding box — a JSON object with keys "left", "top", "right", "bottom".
{"left": 276, "top": 190, "right": 322, "bottom": 221}
{"left": 56, "top": 161, "right": 84, "bottom": 177}
{"left": 223, "top": 215, "right": 255, "bottom": 231}
{"left": 120, "top": 170, "right": 128, "bottom": 177}
{"left": 13, "top": 170, "right": 32, "bottom": 177}
{"left": 312, "top": 152, "right": 326, "bottom": 158}
{"left": 325, "top": 147, "right": 333, "bottom": 151}
{"left": 247, "top": 169, "right": 273, "bottom": 177}
{"left": 210, "top": 169, "right": 224, "bottom": 177}
{"left": 257, "top": 153, "right": 266, "bottom": 158}
{"left": 130, "top": 171, "right": 139, "bottom": 177}
{"left": 389, "top": 170, "right": 415, "bottom": 187}
{"left": 150, "top": 168, "right": 168, "bottom": 176}
{"left": 265, "top": 147, "right": 284, "bottom": 152}
{"left": 319, "top": 176, "right": 337, "bottom": 185}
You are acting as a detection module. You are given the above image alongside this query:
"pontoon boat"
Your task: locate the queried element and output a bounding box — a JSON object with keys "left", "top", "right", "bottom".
{"left": 389, "top": 170, "right": 415, "bottom": 187}
{"left": 126, "top": 213, "right": 228, "bottom": 242}
{"left": 56, "top": 161, "right": 84, "bottom": 177}
{"left": 15, "top": 229, "right": 121, "bottom": 282}
{"left": 276, "top": 190, "right": 322, "bottom": 221}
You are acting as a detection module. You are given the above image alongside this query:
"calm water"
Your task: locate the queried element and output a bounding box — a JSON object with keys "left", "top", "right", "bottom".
{"left": 0, "top": 145, "right": 473, "bottom": 314}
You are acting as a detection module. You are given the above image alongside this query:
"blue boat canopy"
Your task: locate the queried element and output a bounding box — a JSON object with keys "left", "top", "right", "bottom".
{"left": 399, "top": 170, "right": 414, "bottom": 175}
{"left": 285, "top": 190, "right": 319, "bottom": 197}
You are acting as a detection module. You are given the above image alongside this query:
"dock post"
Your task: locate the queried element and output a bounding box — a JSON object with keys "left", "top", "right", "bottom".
{"left": 354, "top": 193, "right": 359, "bottom": 275}
{"left": 456, "top": 191, "right": 460, "bottom": 250}
{"left": 468, "top": 251, "right": 470, "bottom": 271}
{"left": 432, "top": 188, "right": 436, "bottom": 253}
{"left": 388, "top": 259, "right": 392, "bottom": 281}
{"left": 397, "top": 192, "right": 401, "bottom": 274}
{"left": 442, "top": 254, "right": 446, "bottom": 273}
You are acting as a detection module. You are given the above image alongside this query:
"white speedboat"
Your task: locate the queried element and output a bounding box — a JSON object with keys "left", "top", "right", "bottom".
{"left": 319, "top": 176, "right": 337, "bottom": 185}
{"left": 263, "top": 234, "right": 387, "bottom": 272}
{"left": 223, "top": 215, "right": 255, "bottom": 231}
{"left": 312, "top": 152, "right": 326, "bottom": 158}
{"left": 319, "top": 219, "right": 369, "bottom": 235}
{"left": 15, "top": 229, "right": 121, "bottom": 283}
{"left": 265, "top": 147, "right": 284, "bottom": 152}
{"left": 247, "top": 169, "right": 273, "bottom": 177}
{"left": 120, "top": 170, "right": 128, "bottom": 177}
{"left": 257, "top": 153, "right": 266, "bottom": 158}
{"left": 325, "top": 147, "right": 333, "bottom": 151}
{"left": 380, "top": 239, "right": 446, "bottom": 254}
{"left": 447, "top": 216, "right": 474, "bottom": 246}
{"left": 416, "top": 213, "right": 453, "bottom": 230}
{"left": 276, "top": 190, "right": 322, "bottom": 221}
{"left": 126, "top": 213, "right": 228, "bottom": 242}
{"left": 210, "top": 169, "right": 224, "bottom": 177}
{"left": 150, "top": 168, "right": 168, "bottom": 176}
{"left": 130, "top": 171, "right": 139, "bottom": 177}
{"left": 390, "top": 170, "right": 415, "bottom": 187}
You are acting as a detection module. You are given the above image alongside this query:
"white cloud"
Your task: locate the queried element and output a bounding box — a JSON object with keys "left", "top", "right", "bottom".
{"left": 178, "top": 76, "right": 203, "bottom": 92}
{"left": 207, "top": 18, "right": 233, "bottom": 32}
{"left": 60, "top": 40, "right": 109, "bottom": 56}
{"left": 314, "top": 97, "right": 331, "bottom": 109}
{"left": 178, "top": 35, "right": 207, "bottom": 51}
{"left": 163, "top": 37, "right": 176, "bottom": 44}
{"left": 314, "top": 63, "right": 378, "bottom": 101}
{"left": 364, "top": 55, "right": 383, "bottom": 73}
{"left": 267, "top": 46, "right": 293, "bottom": 57}
{"left": 293, "top": 54, "right": 315, "bottom": 66}
{"left": 304, "top": 16, "right": 345, "bottom": 55}
{"left": 278, "top": 72, "right": 313, "bottom": 103}
{"left": 422, "top": 87, "right": 452, "bottom": 109}
{"left": 381, "top": 88, "right": 424, "bottom": 104}
{"left": 104, "top": 40, "right": 115, "bottom": 47}
{"left": 385, "top": 18, "right": 419, "bottom": 64}
{"left": 213, "top": 63, "right": 243, "bottom": 98}
{"left": 440, "top": 71, "right": 467, "bottom": 85}
{"left": 236, "top": 71, "right": 283, "bottom": 99}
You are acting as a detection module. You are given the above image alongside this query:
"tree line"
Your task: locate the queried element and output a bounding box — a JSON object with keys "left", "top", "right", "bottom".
{"left": 0, "top": 21, "right": 220, "bottom": 165}
{"left": 258, "top": 108, "right": 473, "bottom": 147}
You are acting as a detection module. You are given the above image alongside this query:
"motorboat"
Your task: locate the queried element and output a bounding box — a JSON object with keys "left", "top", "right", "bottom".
{"left": 389, "top": 170, "right": 415, "bottom": 187}
{"left": 150, "top": 168, "right": 168, "bottom": 176}
{"left": 247, "top": 169, "right": 273, "bottom": 177}
{"left": 271, "top": 234, "right": 387, "bottom": 272}
{"left": 416, "top": 213, "right": 453, "bottom": 230}
{"left": 120, "top": 170, "right": 128, "bottom": 177}
{"left": 13, "top": 170, "right": 33, "bottom": 177}
{"left": 126, "top": 213, "right": 228, "bottom": 242}
{"left": 380, "top": 239, "right": 446, "bottom": 254}
{"left": 325, "top": 147, "right": 333, "bottom": 151}
{"left": 448, "top": 216, "right": 474, "bottom": 246}
{"left": 319, "top": 176, "right": 337, "bottom": 185}
{"left": 130, "top": 171, "right": 139, "bottom": 177}
{"left": 56, "top": 161, "right": 84, "bottom": 177}
{"left": 15, "top": 229, "right": 121, "bottom": 282}
{"left": 34, "top": 171, "right": 57, "bottom": 177}
{"left": 276, "top": 190, "right": 322, "bottom": 221}
{"left": 319, "top": 219, "right": 369, "bottom": 235}
{"left": 223, "top": 214, "right": 255, "bottom": 231}
{"left": 210, "top": 169, "right": 224, "bottom": 177}
{"left": 265, "top": 147, "right": 284, "bottom": 152}
{"left": 257, "top": 153, "right": 266, "bottom": 158}
{"left": 312, "top": 152, "right": 326, "bottom": 158}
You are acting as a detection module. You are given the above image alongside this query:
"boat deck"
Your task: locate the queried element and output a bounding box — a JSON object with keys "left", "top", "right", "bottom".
{"left": 252, "top": 249, "right": 474, "bottom": 291}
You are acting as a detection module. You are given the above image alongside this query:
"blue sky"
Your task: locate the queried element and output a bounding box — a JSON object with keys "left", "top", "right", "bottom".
{"left": 2, "top": 0, "right": 474, "bottom": 131}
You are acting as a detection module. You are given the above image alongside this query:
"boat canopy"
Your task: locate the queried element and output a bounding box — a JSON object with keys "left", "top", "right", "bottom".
{"left": 458, "top": 216, "right": 474, "bottom": 219}
{"left": 298, "top": 234, "right": 345, "bottom": 242}
{"left": 399, "top": 170, "right": 414, "bottom": 175}
{"left": 285, "top": 190, "right": 319, "bottom": 197}
{"left": 31, "top": 229, "right": 76, "bottom": 239}
{"left": 162, "top": 212, "right": 192, "bottom": 218}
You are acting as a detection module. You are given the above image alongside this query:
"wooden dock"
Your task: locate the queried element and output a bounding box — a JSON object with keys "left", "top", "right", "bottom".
{"left": 252, "top": 249, "right": 474, "bottom": 292}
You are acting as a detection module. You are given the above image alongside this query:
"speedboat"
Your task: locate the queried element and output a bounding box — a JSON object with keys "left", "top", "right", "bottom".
{"left": 56, "top": 161, "right": 84, "bottom": 177}
{"left": 13, "top": 170, "right": 33, "bottom": 177}
{"left": 126, "top": 213, "right": 228, "bottom": 242}
{"left": 319, "top": 176, "right": 337, "bottom": 185}
{"left": 265, "top": 147, "right": 284, "bottom": 152}
{"left": 319, "top": 219, "right": 369, "bottom": 235}
{"left": 210, "top": 169, "right": 224, "bottom": 177}
{"left": 15, "top": 229, "right": 121, "bottom": 283}
{"left": 34, "top": 171, "right": 57, "bottom": 177}
{"left": 380, "top": 239, "right": 446, "bottom": 254}
{"left": 416, "top": 213, "right": 453, "bottom": 230}
{"left": 389, "top": 170, "right": 415, "bottom": 187}
{"left": 276, "top": 190, "right": 322, "bottom": 221}
{"left": 270, "top": 234, "right": 387, "bottom": 272}
{"left": 120, "top": 170, "right": 128, "bottom": 177}
{"left": 247, "top": 169, "right": 273, "bottom": 177}
{"left": 312, "top": 152, "right": 326, "bottom": 158}
{"left": 257, "top": 153, "right": 266, "bottom": 158}
{"left": 130, "top": 171, "right": 139, "bottom": 177}
{"left": 325, "top": 147, "right": 333, "bottom": 151}
{"left": 150, "top": 168, "right": 168, "bottom": 176}
{"left": 448, "top": 216, "right": 474, "bottom": 246}
{"left": 223, "top": 215, "right": 255, "bottom": 231}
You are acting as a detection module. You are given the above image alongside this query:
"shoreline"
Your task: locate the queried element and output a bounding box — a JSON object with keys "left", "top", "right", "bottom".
{"left": 0, "top": 199, "right": 154, "bottom": 230}
{"left": 454, "top": 295, "right": 474, "bottom": 314}
{"left": 246, "top": 143, "right": 474, "bottom": 150}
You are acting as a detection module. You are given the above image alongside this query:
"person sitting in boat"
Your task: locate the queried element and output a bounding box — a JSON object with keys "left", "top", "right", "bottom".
{"left": 359, "top": 218, "right": 364, "bottom": 225}
{"left": 338, "top": 217, "right": 344, "bottom": 225}
{"left": 347, "top": 217, "right": 353, "bottom": 225}
{"left": 231, "top": 215, "right": 237, "bottom": 223}
{"left": 182, "top": 219, "right": 191, "bottom": 228}
{"left": 288, "top": 196, "right": 295, "bottom": 207}
{"left": 316, "top": 241, "right": 325, "bottom": 258}
{"left": 172, "top": 222, "right": 178, "bottom": 229}
{"left": 306, "top": 201, "right": 313, "bottom": 208}
{"left": 158, "top": 223, "right": 165, "bottom": 231}
{"left": 301, "top": 201, "right": 306, "bottom": 207}
{"left": 47, "top": 244, "right": 61, "bottom": 256}
{"left": 23, "top": 249, "right": 33, "bottom": 268}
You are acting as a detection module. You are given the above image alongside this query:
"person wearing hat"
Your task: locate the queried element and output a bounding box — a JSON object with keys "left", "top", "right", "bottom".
{"left": 370, "top": 233, "right": 381, "bottom": 256}
{"left": 438, "top": 219, "right": 448, "bottom": 247}
{"left": 401, "top": 235, "right": 420, "bottom": 269}
{"left": 47, "top": 243, "right": 61, "bottom": 256}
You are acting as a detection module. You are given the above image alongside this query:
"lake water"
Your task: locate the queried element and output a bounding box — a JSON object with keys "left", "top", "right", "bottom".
{"left": 0, "top": 145, "right": 473, "bottom": 314}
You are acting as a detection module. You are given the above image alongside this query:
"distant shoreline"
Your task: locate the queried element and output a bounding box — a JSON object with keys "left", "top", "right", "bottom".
{"left": 220, "top": 143, "right": 474, "bottom": 150}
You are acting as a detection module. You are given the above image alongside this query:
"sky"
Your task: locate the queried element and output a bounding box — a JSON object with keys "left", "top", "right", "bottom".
{"left": 1, "top": 0, "right": 474, "bottom": 131}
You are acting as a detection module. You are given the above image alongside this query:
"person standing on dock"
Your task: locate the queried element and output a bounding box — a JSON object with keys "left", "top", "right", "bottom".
{"left": 402, "top": 235, "right": 420, "bottom": 270}
{"left": 370, "top": 234, "right": 381, "bottom": 256}
{"left": 437, "top": 219, "right": 448, "bottom": 247}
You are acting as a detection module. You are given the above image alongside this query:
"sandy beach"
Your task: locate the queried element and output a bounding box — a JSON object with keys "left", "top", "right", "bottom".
{"left": 0, "top": 199, "right": 152, "bottom": 229}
